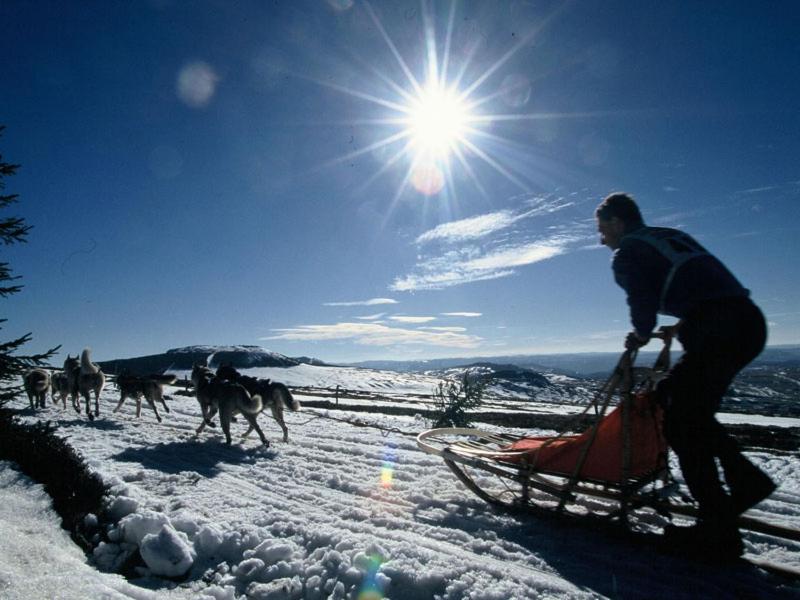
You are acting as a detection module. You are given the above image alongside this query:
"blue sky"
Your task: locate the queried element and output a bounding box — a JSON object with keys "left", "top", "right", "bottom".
{"left": 2, "top": 0, "right": 799, "bottom": 364}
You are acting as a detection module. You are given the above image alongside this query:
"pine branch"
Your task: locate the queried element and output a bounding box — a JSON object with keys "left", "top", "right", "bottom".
{"left": 0, "top": 125, "right": 59, "bottom": 406}
{"left": 0, "top": 216, "right": 30, "bottom": 244}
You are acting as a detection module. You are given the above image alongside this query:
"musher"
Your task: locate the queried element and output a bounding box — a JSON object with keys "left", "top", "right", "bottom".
{"left": 595, "top": 192, "right": 776, "bottom": 558}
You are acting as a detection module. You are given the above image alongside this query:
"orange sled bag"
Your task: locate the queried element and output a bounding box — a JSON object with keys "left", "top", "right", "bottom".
{"left": 500, "top": 393, "right": 667, "bottom": 484}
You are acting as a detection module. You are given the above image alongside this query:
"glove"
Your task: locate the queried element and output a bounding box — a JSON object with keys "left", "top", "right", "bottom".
{"left": 625, "top": 331, "right": 650, "bottom": 350}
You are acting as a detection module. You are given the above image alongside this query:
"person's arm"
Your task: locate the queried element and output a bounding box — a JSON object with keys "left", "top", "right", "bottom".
{"left": 612, "top": 242, "right": 660, "bottom": 344}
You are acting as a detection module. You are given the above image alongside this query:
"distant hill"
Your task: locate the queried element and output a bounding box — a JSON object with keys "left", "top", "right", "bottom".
{"left": 348, "top": 345, "right": 800, "bottom": 377}
{"left": 438, "top": 362, "right": 553, "bottom": 397}
{"left": 97, "top": 345, "right": 326, "bottom": 375}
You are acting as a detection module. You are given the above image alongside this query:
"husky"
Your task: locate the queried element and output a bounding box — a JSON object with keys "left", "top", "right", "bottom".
{"left": 23, "top": 368, "right": 50, "bottom": 409}
{"left": 191, "top": 364, "right": 270, "bottom": 446}
{"left": 113, "top": 373, "right": 176, "bottom": 423}
{"left": 50, "top": 371, "right": 71, "bottom": 408}
{"left": 216, "top": 364, "right": 300, "bottom": 442}
{"left": 64, "top": 349, "right": 106, "bottom": 420}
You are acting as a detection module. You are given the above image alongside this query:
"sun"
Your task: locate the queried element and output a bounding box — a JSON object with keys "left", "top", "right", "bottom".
{"left": 314, "top": 1, "right": 559, "bottom": 200}
{"left": 406, "top": 83, "right": 471, "bottom": 159}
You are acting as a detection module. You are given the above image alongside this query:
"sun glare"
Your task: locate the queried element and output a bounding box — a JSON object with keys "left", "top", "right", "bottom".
{"left": 407, "top": 84, "right": 470, "bottom": 158}
{"left": 317, "top": 1, "right": 559, "bottom": 200}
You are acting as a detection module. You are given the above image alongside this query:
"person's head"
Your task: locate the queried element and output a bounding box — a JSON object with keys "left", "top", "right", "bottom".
{"left": 595, "top": 192, "right": 644, "bottom": 250}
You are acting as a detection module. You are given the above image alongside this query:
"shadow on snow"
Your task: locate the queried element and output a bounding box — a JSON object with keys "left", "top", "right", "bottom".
{"left": 111, "top": 438, "right": 277, "bottom": 478}
{"left": 412, "top": 499, "right": 794, "bottom": 599}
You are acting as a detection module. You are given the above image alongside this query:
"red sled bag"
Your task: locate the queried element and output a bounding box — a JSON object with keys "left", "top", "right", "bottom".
{"left": 498, "top": 392, "right": 667, "bottom": 484}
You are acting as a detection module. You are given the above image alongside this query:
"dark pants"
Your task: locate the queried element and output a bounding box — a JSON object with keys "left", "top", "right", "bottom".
{"left": 659, "top": 297, "right": 767, "bottom": 521}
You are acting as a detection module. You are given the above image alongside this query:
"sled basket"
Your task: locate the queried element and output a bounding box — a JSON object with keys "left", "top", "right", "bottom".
{"left": 418, "top": 336, "right": 674, "bottom": 517}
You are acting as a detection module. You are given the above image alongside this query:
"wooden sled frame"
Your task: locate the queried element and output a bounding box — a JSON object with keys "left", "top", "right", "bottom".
{"left": 418, "top": 335, "right": 674, "bottom": 523}
{"left": 418, "top": 334, "right": 800, "bottom": 544}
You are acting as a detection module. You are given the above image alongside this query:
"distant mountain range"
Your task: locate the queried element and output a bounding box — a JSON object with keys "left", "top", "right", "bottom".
{"left": 97, "top": 344, "right": 800, "bottom": 378}
{"left": 346, "top": 344, "right": 800, "bottom": 377}
{"left": 97, "top": 345, "right": 327, "bottom": 375}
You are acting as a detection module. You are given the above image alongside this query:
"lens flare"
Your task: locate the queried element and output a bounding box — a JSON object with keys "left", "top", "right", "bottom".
{"left": 380, "top": 446, "right": 397, "bottom": 488}
{"left": 176, "top": 61, "right": 219, "bottom": 108}
{"left": 357, "top": 554, "right": 385, "bottom": 600}
{"left": 410, "top": 162, "right": 445, "bottom": 196}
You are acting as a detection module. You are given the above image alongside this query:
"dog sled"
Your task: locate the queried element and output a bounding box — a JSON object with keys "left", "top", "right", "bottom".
{"left": 417, "top": 333, "right": 800, "bottom": 550}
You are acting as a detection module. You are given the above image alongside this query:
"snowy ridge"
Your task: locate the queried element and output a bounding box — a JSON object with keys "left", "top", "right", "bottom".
{"left": 3, "top": 366, "right": 800, "bottom": 598}
{"left": 167, "top": 345, "right": 288, "bottom": 359}
{"left": 6, "top": 365, "right": 800, "bottom": 600}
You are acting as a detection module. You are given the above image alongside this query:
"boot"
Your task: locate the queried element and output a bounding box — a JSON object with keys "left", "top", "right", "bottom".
{"left": 663, "top": 498, "right": 744, "bottom": 561}
{"left": 725, "top": 459, "right": 776, "bottom": 515}
{"left": 663, "top": 518, "right": 744, "bottom": 561}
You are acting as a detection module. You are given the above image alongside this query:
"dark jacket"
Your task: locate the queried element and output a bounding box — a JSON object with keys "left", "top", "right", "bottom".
{"left": 612, "top": 226, "right": 749, "bottom": 337}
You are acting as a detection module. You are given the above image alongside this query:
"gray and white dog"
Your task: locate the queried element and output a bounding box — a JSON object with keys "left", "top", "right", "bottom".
{"left": 23, "top": 368, "right": 50, "bottom": 409}
{"left": 64, "top": 348, "right": 106, "bottom": 420}
{"left": 50, "top": 371, "right": 71, "bottom": 408}
{"left": 215, "top": 364, "right": 300, "bottom": 442}
{"left": 191, "top": 364, "right": 270, "bottom": 446}
{"left": 114, "top": 373, "right": 177, "bottom": 423}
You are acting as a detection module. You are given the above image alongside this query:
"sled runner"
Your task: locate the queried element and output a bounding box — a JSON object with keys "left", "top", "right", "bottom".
{"left": 419, "top": 334, "right": 675, "bottom": 520}
{"left": 417, "top": 334, "right": 800, "bottom": 545}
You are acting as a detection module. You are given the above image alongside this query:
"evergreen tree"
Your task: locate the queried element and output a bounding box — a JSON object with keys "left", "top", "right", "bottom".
{"left": 0, "top": 126, "right": 59, "bottom": 404}
{"left": 431, "top": 371, "right": 486, "bottom": 428}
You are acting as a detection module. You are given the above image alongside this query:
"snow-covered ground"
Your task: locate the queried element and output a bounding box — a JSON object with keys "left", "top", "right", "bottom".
{"left": 2, "top": 365, "right": 800, "bottom": 599}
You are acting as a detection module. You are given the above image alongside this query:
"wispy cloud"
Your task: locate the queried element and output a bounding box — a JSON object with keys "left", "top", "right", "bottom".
{"left": 421, "top": 326, "right": 467, "bottom": 332}
{"left": 263, "top": 322, "right": 482, "bottom": 349}
{"left": 392, "top": 194, "right": 590, "bottom": 292}
{"left": 415, "top": 210, "right": 517, "bottom": 244}
{"left": 389, "top": 315, "right": 437, "bottom": 323}
{"left": 356, "top": 313, "right": 386, "bottom": 321}
{"left": 415, "top": 195, "right": 574, "bottom": 245}
{"left": 391, "top": 233, "right": 581, "bottom": 291}
{"left": 441, "top": 312, "right": 482, "bottom": 317}
{"left": 324, "top": 298, "right": 398, "bottom": 307}
{"left": 733, "top": 185, "right": 781, "bottom": 196}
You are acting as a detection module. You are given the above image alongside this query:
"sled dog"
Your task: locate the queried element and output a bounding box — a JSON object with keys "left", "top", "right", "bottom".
{"left": 50, "top": 371, "right": 71, "bottom": 408}
{"left": 64, "top": 348, "right": 106, "bottom": 420}
{"left": 23, "top": 368, "right": 50, "bottom": 409}
{"left": 216, "top": 364, "right": 300, "bottom": 442}
{"left": 191, "top": 364, "right": 269, "bottom": 446}
{"left": 114, "top": 373, "right": 177, "bottom": 423}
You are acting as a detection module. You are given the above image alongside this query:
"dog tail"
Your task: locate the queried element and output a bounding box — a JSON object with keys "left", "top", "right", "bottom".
{"left": 240, "top": 391, "right": 263, "bottom": 415}
{"left": 273, "top": 382, "right": 300, "bottom": 411}
{"left": 80, "top": 348, "right": 100, "bottom": 374}
{"left": 151, "top": 374, "right": 177, "bottom": 385}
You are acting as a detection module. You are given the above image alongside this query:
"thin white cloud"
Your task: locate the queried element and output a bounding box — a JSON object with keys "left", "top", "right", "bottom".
{"left": 733, "top": 185, "right": 780, "bottom": 196}
{"left": 391, "top": 235, "right": 576, "bottom": 291}
{"left": 324, "top": 298, "right": 398, "bottom": 307}
{"left": 415, "top": 195, "right": 574, "bottom": 245}
{"left": 393, "top": 195, "right": 587, "bottom": 292}
{"left": 415, "top": 210, "right": 517, "bottom": 244}
{"left": 441, "top": 312, "right": 482, "bottom": 317}
{"left": 388, "top": 316, "right": 437, "bottom": 323}
{"left": 356, "top": 313, "right": 386, "bottom": 320}
{"left": 263, "top": 322, "right": 482, "bottom": 349}
{"left": 421, "top": 326, "right": 467, "bottom": 332}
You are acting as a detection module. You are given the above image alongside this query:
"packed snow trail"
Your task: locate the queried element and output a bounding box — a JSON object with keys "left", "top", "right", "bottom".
{"left": 5, "top": 378, "right": 800, "bottom": 599}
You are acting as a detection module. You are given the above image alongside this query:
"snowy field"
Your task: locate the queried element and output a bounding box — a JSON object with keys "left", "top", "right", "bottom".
{"left": 2, "top": 365, "right": 800, "bottom": 599}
